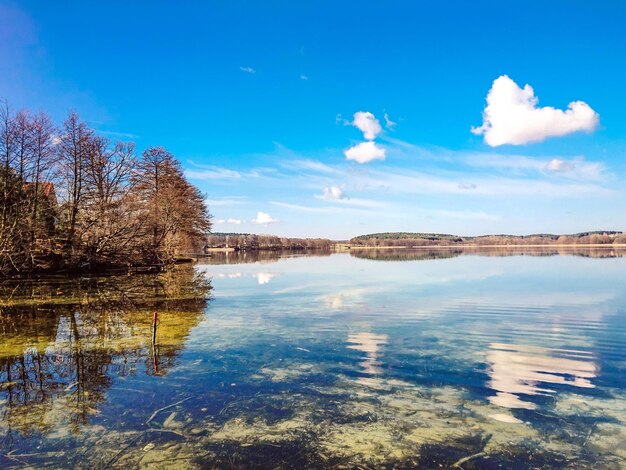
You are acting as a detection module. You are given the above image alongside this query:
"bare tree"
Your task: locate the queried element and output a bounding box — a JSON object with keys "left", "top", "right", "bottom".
{"left": 28, "top": 112, "right": 57, "bottom": 240}
{"left": 133, "top": 146, "right": 211, "bottom": 263}
{"left": 56, "top": 112, "right": 94, "bottom": 256}
{"left": 0, "top": 102, "right": 213, "bottom": 274}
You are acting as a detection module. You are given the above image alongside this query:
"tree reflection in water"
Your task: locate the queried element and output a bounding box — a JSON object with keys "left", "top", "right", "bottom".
{"left": 0, "top": 266, "right": 211, "bottom": 440}
{"left": 349, "top": 246, "right": 626, "bottom": 262}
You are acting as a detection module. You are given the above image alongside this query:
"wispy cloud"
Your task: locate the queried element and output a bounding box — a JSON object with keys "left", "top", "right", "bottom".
{"left": 359, "top": 167, "right": 612, "bottom": 197}
{"left": 206, "top": 196, "right": 248, "bottom": 206}
{"left": 463, "top": 152, "right": 606, "bottom": 181}
{"left": 384, "top": 112, "right": 396, "bottom": 130}
{"left": 240, "top": 66, "right": 256, "bottom": 74}
{"left": 270, "top": 200, "right": 378, "bottom": 214}
{"left": 270, "top": 201, "right": 339, "bottom": 213}
{"left": 283, "top": 159, "right": 340, "bottom": 174}
{"left": 300, "top": 74, "right": 309, "bottom": 81}
{"left": 318, "top": 185, "right": 348, "bottom": 200}
{"left": 544, "top": 158, "right": 576, "bottom": 173}
{"left": 98, "top": 130, "right": 140, "bottom": 140}
{"left": 186, "top": 167, "right": 241, "bottom": 180}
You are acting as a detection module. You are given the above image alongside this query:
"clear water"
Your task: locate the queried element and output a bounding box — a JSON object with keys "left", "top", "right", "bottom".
{"left": 1, "top": 248, "right": 626, "bottom": 468}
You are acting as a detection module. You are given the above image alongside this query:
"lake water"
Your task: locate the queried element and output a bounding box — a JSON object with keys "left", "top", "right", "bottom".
{"left": 1, "top": 248, "right": 626, "bottom": 468}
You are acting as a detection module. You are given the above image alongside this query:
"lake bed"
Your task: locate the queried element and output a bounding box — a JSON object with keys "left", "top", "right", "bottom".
{"left": 1, "top": 249, "right": 626, "bottom": 468}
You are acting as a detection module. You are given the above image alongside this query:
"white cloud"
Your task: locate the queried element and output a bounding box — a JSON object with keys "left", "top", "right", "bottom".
{"left": 336, "top": 113, "right": 349, "bottom": 126}
{"left": 544, "top": 158, "right": 576, "bottom": 173}
{"left": 206, "top": 196, "right": 247, "bottom": 206}
{"left": 185, "top": 167, "right": 241, "bottom": 180}
{"left": 214, "top": 218, "right": 243, "bottom": 225}
{"left": 319, "top": 185, "right": 348, "bottom": 200}
{"left": 358, "top": 167, "right": 611, "bottom": 197}
{"left": 472, "top": 75, "right": 599, "bottom": 146}
{"left": 351, "top": 111, "right": 382, "bottom": 140}
{"left": 98, "top": 130, "right": 140, "bottom": 139}
{"left": 300, "top": 74, "right": 309, "bottom": 80}
{"left": 240, "top": 66, "right": 255, "bottom": 74}
{"left": 270, "top": 200, "right": 375, "bottom": 214}
{"left": 251, "top": 211, "right": 278, "bottom": 224}
{"left": 463, "top": 152, "right": 605, "bottom": 181}
{"left": 344, "top": 141, "right": 386, "bottom": 164}
{"left": 384, "top": 112, "right": 396, "bottom": 129}
{"left": 284, "top": 159, "right": 339, "bottom": 174}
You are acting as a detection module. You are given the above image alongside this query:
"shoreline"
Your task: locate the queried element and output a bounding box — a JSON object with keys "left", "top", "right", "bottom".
{"left": 336, "top": 243, "right": 626, "bottom": 250}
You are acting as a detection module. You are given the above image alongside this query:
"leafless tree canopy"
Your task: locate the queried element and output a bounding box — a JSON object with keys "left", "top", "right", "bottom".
{"left": 0, "top": 102, "right": 212, "bottom": 275}
{"left": 206, "top": 233, "right": 332, "bottom": 251}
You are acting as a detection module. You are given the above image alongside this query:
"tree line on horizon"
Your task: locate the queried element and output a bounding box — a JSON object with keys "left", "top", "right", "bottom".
{"left": 0, "top": 102, "right": 211, "bottom": 275}
{"left": 349, "top": 231, "right": 626, "bottom": 247}
{"left": 206, "top": 232, "right": 332, "bottom": 251}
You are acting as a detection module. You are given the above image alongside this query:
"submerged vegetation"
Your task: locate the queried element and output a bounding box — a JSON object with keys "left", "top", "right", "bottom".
{"left": 1, "top": 252, "right": 626, "bottom": 468}
{"left": 0, "top": 266, "right": 211, "bottom": 440}
{"left": 0, "top": 102, "right": 211, "bottom": 275}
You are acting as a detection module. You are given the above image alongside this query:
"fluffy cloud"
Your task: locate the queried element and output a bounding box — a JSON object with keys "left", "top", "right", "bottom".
{"left": 352, "top": 111, "right": 382, "bottom": 140}
{"left": 344, "top": 141, "right": 386, "bottom": 164}
{"left": 472, "top": 75, "right": 599, "bottom": 146}
{"left": 544, "top": 158, "right": 576, "bottom": 173}
{"left": 319, "top": 185, "right": 348, "bottom": 200}
{"left": 251, "top": 211, "right": 278, "bottom": 224}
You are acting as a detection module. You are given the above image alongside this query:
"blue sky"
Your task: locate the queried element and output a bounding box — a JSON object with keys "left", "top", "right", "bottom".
{"left": 2, "top": 1, "right": 626, "bottom": 239}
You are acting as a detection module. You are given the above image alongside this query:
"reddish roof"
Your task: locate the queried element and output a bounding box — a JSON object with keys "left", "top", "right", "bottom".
{"left": 23, "top": 182, "right": 55, "bottom": 198}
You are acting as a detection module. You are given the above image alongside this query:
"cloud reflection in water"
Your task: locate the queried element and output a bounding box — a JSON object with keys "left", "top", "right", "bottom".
{"left": 347, "top": 332, "right": 389, "bottom": 380}
{"left": 486, "top": 342, "right": 597, "bottom": 409}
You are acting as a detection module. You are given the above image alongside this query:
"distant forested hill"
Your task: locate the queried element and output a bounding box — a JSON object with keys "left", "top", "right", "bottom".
{"left": 350, "top": 231, "right": 626, "bottom": 247}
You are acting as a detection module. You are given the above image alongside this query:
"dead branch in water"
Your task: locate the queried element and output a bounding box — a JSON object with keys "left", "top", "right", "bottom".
{"left": 452, "top": 451, "right": 487, "bottom": 468}
{"left": 146, "top": 397, "right": 192, "bottom": 425}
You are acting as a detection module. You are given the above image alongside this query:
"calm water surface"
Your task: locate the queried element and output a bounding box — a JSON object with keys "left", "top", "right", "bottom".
{"left": 1, "top": 248, "right": 626, "bottom": 468}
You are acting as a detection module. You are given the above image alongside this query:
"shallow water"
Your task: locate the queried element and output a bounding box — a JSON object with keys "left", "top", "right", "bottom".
{"left": 1, "top": 249, "right": 626, "bottom": 468}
